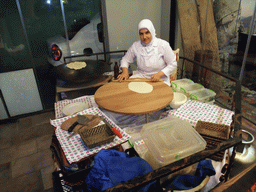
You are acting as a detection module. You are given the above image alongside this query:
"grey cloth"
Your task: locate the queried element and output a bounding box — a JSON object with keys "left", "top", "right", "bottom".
{"left": 100, "top": 108, "right": 166, "bottom": 129}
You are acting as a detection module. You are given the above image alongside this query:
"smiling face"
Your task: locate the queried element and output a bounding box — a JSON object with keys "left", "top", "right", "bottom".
{"left": 139, "top": 28, "right": 152, "bottom": 44}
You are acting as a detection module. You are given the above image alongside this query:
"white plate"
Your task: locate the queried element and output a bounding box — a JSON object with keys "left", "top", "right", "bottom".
{"left": 62, "top": 102, "right": 89, "bottom": 116}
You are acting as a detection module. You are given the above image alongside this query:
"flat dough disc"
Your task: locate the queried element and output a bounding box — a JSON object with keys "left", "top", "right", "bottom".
{"left": 128, "top": 82, "right": 153, "bottom": 93}
{"left": 66, "top": 61, "right": 87, "bottom": 70}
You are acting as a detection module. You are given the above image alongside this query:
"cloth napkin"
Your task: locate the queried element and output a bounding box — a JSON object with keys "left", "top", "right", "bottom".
{"left": 161, "top": 159, "right": 216, "bottom": 190}
{"left": 85, "top": 149, "right": 157, "bottom": 192}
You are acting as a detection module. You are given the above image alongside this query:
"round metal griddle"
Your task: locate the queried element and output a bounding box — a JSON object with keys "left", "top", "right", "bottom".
{"left": 54, "top": 60, "right": 106, "bottom": 83}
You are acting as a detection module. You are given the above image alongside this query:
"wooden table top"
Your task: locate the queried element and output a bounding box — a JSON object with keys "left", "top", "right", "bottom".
{"left": 94, "top": 79, "right": 174, "bottom": 115}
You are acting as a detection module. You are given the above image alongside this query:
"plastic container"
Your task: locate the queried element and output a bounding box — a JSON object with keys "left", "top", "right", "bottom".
{"left": 169, "top": 92, "right": 187, "bottom": 109}
{"left": 180, "top": 83, "right": 204, "bottom": 96}
{"left": 140, "top": 116, "right": 207, "bottom": 170}
{"left": 171, "top": 78, "right": 194, "bottom": 92}
{"left": 123, "top": 125, "right": 148, "bottom": 158}
{"left": 206, "top": 99, "right": 215, "bottom": 105}
{"left": 190, "top": 88, "right": 216, "bottom": 103}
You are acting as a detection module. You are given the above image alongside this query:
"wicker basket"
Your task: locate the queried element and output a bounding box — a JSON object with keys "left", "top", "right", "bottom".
{"left": 195, "top": 121, "right": 230, "bottom": 161}
{"left": 79, "top": 124, "right": 115, "bottom": 149}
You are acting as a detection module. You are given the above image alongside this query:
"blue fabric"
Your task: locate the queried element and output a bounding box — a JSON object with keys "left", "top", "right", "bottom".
{"left": 161, "top": 160, "right": 216, "bottom": 190}
{"left": 85, "top": 149, "right": 156, "bottom": 192}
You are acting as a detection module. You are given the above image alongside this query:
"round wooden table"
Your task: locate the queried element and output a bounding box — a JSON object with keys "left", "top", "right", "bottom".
{"left": 94, "top": 79, "right": 174, "bottom": 115}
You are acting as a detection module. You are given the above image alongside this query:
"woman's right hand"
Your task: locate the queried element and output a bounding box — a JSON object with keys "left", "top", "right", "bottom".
{"left": 117, "top": 72, "right": 129, "bottom": 82}
{"left": 117, "top": 67, "right": 129, "bottom": 82}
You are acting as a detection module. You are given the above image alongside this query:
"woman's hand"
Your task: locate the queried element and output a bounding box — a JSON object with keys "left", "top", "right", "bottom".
{"left": 117, "top": 67, "right": 129, "bottom": 82}
{"left": 117, "top": 72, "right": 129, "bottom": 82}
{"left": 151, "top": 71, "right": 165, "bottom": 82}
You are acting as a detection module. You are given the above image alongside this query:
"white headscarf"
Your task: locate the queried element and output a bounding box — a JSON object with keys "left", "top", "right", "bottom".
{"left": 138, "top": 19, "right": 156, "bottom": 53}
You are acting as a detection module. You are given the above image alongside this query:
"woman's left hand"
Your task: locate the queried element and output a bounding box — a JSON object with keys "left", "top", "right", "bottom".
{"left": 151, "top": 71, "right": 165, "bottom": 82}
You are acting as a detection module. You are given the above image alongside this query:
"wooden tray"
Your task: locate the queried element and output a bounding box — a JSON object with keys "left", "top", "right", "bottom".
{"left": 195, "top": 121, "right": 230, "bottom": 161}
{"left": 79, "top": 124, "right": 115, "bottom": 149}
{"left": 195, "top": 121, "right": 230, "bottom": 140}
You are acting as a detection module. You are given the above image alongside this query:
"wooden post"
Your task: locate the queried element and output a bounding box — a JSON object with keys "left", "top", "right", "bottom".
{"left": 177, "top": 0, "right": 220, "bottom": 88}
{"left": 177, "top": 0, "right": 201, "bottom": 77}
{"left": 193, "top": 50, "right": 213, "bottom": 86}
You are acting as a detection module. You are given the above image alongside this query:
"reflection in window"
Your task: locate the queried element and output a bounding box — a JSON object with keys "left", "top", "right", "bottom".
{"left": 66, "top": 18, "right": 90, "bottom": 40}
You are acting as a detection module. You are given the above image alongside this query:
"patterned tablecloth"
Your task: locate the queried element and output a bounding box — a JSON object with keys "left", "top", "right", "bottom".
{"left": 51, "top": 102, "right": 130, "bottom": 164}
{"left": 166, "top": 100, "right": 234, "bottom": 126}
{"left": 52, "top": 96, "right": 234, "bottom": 164}
{"left": 54, "top": 95, "right": 98, "bottom": 119}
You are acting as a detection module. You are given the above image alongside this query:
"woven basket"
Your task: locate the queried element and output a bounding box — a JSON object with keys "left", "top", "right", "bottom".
{"left": 79, "top": 124, "right": 115, "bottom": 149}
{"left": 195, "top": 121, "right": 230, "bottom": 161}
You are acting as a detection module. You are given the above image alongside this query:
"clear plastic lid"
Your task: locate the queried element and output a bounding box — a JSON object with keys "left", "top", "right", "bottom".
{"left": 190, "top": 88, "right": 216, "bottom": 102}
{"left": 171, "top": 78, "right": 194, "bottom": 90}
{"left": 180, "top": 83, "right": 204, "bottom": 94}
{"left": 140, "top": 116, "right": 207, "bottom": 167}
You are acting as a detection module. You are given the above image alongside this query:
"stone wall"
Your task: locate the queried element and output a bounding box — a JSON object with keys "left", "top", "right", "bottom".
{"left": 213, "top": 0, "right": 241, "bottom": 52}
{"left": 213, "top": 0, "right": 241, "bottom": 73}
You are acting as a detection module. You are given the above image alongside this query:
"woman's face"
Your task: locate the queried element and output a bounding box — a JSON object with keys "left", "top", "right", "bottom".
{"left": 139, "top": 28, "right": 152, "bottom": 44}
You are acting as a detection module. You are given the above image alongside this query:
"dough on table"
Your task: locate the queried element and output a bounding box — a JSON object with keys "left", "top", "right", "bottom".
{"left": 66, "top": 61, "right": 87, "bottom": 70}
{"left": 128, "top": 82, "right": 153, "bottom": 93}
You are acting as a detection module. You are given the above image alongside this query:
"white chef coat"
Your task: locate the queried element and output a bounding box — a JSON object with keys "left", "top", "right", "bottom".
{"left": 120, "top": 37, "right": 177, "bottom": 86}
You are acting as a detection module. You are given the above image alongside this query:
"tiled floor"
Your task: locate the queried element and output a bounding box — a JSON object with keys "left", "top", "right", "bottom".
{"left": 0, "top": 110, "right": 55, "bottom": 192}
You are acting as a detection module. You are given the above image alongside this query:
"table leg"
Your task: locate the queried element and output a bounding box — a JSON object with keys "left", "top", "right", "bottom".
{"left": 145, "top": 114, "right": 149, "bottom": 123}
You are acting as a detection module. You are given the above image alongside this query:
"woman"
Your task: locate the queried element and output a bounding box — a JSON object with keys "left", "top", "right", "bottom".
{"left": 100, "top": 19, "right": 175, "bottom": 128}
{"left": 117, "top": 19, "right": 177, "bottom": 86}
